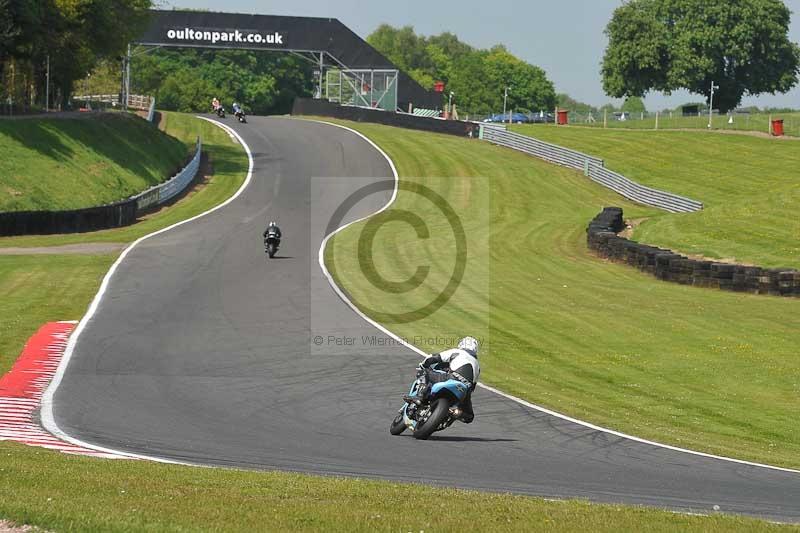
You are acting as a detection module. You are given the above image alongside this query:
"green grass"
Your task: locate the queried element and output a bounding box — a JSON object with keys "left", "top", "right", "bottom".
{"left": 0, "top": 114, "right": 796, "bottom": 531}
{"left": 0, "top": 442, "right": 796, "bottom": 532}
{"left": 325, "top": 121, "right": 800, "bottom": 469}
{"left": 564, "top": 111, "right": 800, "bottom": 137}
{"left": 0, "top": 112, "right": 247, "bottom": 248}
{"left": 0, "top": 254, "right": 115, "bottom": 375}
{"left": 0, "top": 114, "right": 188, "bottom": 211}
{"left": 509, "top": 124, "right": 800, "bottom": 269}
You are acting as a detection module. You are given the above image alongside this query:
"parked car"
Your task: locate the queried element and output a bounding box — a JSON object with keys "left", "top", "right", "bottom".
{"left": 529, "top": 112, "right": 555, "bottom": 124}
{"left": 483, "top": 112, "right": 530, "bottom": 124}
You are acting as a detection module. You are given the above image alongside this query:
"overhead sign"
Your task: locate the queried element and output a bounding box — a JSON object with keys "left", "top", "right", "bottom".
{"left": 135, "top": 10, "right": 441, "bottom": 109}
{"left": 165, "top": 27, "right": 287, "bottom": 47}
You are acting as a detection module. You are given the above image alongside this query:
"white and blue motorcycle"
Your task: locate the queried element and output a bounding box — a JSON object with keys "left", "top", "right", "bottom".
{"left": 390, "top": 364, "right": 470, "bottom": 440}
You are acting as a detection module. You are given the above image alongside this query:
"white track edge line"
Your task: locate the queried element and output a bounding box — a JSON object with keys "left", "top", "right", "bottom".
{"left": 310, "top": 119, "right": 800, "bottom": 476}
{"left": 39, "top": 117, "right": 253, "bottom": 464}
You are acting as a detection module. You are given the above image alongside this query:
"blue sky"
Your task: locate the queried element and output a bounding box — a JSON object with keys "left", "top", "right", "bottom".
{"left": 165, "top": 0, "right": 800, "bottom": 110}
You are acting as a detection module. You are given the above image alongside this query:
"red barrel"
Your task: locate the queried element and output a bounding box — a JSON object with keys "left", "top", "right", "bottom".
{"left": 557, "top": 109, "right": 569, "bottom": 125}
{"left": 772, "top": 119, "right": 784, "bottom": 136}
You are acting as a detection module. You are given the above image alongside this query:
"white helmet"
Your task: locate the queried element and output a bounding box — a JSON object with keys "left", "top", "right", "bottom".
{"left": 457, "top": 336, "right": 479, "bottom": 357}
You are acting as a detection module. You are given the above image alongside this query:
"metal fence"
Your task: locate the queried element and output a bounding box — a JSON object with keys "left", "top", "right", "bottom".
{"left": 479, "top": 125, "right": 703, "bottom": 213}
{"left": 134, "top": 137, "right": 202, "bottom": 211}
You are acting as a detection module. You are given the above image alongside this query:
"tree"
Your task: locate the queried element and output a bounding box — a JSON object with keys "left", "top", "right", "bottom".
{"left": 620, "top": 96, "right": 646, "bottom": 114}
{"left": 557, "top": 94, "right": 599, "bottom": 115}
{"left": 482, "top": 46, "right": 555, "bottom": 112}
{"left": 602, "top": 0, "right": 800, "bottom": 112}
{"left": 367, "top": 25, "right": 556, "bottom": 113}
{"left": 128, "top": 49, "right": 313, "bottom": 115}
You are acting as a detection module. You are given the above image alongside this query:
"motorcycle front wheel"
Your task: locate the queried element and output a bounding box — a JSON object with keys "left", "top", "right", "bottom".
{"left": 267, "top": 243, "right": 277, "bottom": 258}
{"left": 389, "top": 411, "right": 406, "bottom": 435}
{"left": 412, "top": 398, "right": 450, "bottom": 440}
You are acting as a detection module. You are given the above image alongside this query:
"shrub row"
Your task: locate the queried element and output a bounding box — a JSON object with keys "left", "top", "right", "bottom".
{"left": 587, "top": 207, "right": 800, "bottom": 297}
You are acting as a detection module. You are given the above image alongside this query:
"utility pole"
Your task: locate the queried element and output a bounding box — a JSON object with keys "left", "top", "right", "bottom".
{"left": 708, "top": 81, "right": 719, "bottom": 129}
{"left": 503, "top": 86, "right": 509, "bottom": 123}
{"left": 45, "top": 55, "right": 49, "bottom": 112}
{"left": 448, "top": 91, "right": 454, "bottom": 119}
{"left": 124, "top": 43, "right": 131, "bottom": 111}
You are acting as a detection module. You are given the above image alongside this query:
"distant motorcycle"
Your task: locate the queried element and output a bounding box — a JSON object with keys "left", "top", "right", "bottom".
{"left": 234, "top": 109, "right": 247, "bottom": 123}
{"left": 390, "top": 364, "right": 470, "bottom": 440}
{"left": 213, "top": 106, "right": 226, "bottom": 118}
{"left": 264, "top": 231, "right": 280, "bottom": 258}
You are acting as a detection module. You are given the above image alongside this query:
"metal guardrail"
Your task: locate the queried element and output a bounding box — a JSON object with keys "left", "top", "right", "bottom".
{"left": 479, "top": 125, "right": 703, "bottom": 213}
{"left": 147, "top": 98, "right": 156, "bottom": 122}
{"left": 134, "top": 137, "right": 202, "bottom": 211}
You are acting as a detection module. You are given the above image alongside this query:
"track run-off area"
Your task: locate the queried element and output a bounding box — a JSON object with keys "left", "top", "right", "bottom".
{"left": 41, "top": 116, "right": 800, "bottom": 522}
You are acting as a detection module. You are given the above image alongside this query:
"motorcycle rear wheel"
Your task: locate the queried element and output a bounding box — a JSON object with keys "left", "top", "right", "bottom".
{"left": 413, "top": 398, "right": 450, "bottom": 440}
{"left": 389, "top": 412, "right": 406, "bottom": 435}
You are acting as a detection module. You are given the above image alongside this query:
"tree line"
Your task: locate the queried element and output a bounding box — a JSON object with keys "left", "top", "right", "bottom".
{"left": 128, "top": 49, "right": 313, "bottom": 116}
{"left": 367, "top": 25, "right": 556, "bottom": 115}
{"left": 1, "top": 0, "right": 152, "bottom": 110}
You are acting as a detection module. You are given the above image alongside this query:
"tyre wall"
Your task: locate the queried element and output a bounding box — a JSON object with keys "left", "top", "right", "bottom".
{"left": 587, "top": 207, "right": 800, "bottom": 297}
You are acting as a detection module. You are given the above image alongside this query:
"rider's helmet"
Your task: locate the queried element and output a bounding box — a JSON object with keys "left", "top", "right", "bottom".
{"left": 457, "top": 336, "right": 479, "bottom": 357}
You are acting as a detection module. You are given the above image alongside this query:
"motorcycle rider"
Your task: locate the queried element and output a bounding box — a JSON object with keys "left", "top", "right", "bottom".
{"left": 232, "top": 101, "right": 242, "bottom": 115}
{"left": 212, "top": 97, "right": 220, "bottom": 111}
{"left": 405, "top": 336, "right": 480, "bottom": 423}
{"left": 263, "top": 220, "right": 281, "bottom": 247}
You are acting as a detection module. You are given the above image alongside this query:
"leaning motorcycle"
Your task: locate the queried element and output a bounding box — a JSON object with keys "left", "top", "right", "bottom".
{"left": 390, "top": 366, "right": 469, "bottom": 440}
{"left": 213, "top": 106, "right": 226, "bottom": 118}
{"left": 264, "top": 233, "right": 280, "bottom": 258}
{"left": 234, "top": 109, "right": 247, "bottom": 123}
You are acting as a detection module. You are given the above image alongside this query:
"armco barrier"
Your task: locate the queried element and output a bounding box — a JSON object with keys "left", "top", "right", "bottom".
{"left": 147, "top": 98, "right": 156, "bottom": 123}
{"left": 0, "top": 137, "right": 202, "bottom": 236}
{"left": 480, "top": 125, "right": 704, "bottom": 213}
{"left": 292, "top": 98, "right": 479, "bottom": 137}
{"left": 587, "top": 207, "right": 800, "bottom": 297}
{"left": 134, "top": 137, "right": 202, "bottom": 210}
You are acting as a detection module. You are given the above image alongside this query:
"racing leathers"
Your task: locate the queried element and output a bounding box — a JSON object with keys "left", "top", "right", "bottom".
{"left": 418, "top": 347, "right": 480, "bottom": 423}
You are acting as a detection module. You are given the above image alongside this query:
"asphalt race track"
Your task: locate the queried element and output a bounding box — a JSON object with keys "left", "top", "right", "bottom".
{"left": 51, "top": 116, "right": 800, "bottom": 522}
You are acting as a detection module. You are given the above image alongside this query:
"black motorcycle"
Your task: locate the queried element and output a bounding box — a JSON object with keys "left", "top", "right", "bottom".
{"left": 213, "top": 106, "right": 226, "bottom": 118}
{"left": 264, "top": 232, "right": 280, "bottom": 258}
{"left": 234, "top": 109, "right": 247, "bottom": 123}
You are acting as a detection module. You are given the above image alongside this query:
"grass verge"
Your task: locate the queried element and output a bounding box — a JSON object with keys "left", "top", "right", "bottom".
{"left": 564, "top": 111, "right": 800, "bottom": 137}
{"left": 0, "top": 442, "right": 796, "bottom": 532}
{"left": 0, "top": 113, "right": 187, "bottom": 211}
{"left": 0, "top": 113, "right": 246, "bottom": 248}
{"left": 510, "top": 124, "right": 800, "bottom": 269}
{"left": 324, "top": 120, "right": 800, "bottom": 469}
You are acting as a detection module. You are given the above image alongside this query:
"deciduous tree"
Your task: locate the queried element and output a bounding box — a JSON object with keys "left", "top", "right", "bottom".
{"left": 602, "top": 0, "right": 800, "bottom": 112}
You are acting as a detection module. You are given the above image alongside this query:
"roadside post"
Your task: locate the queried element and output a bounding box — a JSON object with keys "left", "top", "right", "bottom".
{"left": 708, "top": 81, "right": 719, "bottom": 128}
